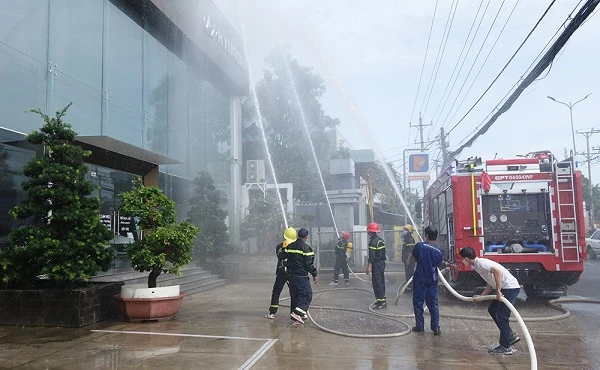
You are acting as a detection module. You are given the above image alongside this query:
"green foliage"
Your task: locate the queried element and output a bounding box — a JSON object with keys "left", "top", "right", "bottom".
{"left": 119, "top": 178, "right": 199, "bottom": 288}
{"left": 240, "top": 198, "right": 289, "bottom": 252}
{"left": 186, "top": 171, "right": 231, "bottom": 262}
{"left": 0, "top": 105, "right": 114, "bottom": 288}
{"left": 332, "top": 145, "right": 351, "bottom": 159}
{"left": 249, "top": 46, "right": 339, "bottom": 202}
{"left": 357, "top": 161, "right": 406, "bottom": 216}
{"left": 581, "top": 175, "right": 600, "bottom": 230}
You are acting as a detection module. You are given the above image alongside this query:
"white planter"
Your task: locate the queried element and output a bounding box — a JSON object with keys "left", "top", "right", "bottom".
{"left": 120, "top": 284, "right": 180, "bottom": 299}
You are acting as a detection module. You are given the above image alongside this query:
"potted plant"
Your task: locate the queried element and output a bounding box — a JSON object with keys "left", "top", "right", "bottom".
{"left": 114, "top": 178, "right": 199, "bottom": 322}
{"left": 0, "top": 105, "right": 119, "bottom": 327}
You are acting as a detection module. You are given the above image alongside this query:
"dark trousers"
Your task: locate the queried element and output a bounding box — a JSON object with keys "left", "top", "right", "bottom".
{"left": 289, "top": 275, "right": 313, "bottom": 314}
{"left": 404, "top": 261, "right": 415, "bottom": 282}
{"left": 333, "top": 257, "right": 349, "bottom": 282}
{"left": 488, "top": 288, "right": 520, "bottom": 348}
{"left": 413, "top": 281, "right": 440, "bottom": 330}
{"left": 371, "top": 260, "right": 386, "bottom": 301}
{"left": 268, "top": 271, "right": 287, "bottom": 314}
{"left": 402, "top": 248, "right": 415, "bottom": 282}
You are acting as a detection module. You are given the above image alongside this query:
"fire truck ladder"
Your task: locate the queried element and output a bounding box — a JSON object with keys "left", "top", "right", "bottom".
{"left": 556, "top": 161, "right": 580, "bottom": 263}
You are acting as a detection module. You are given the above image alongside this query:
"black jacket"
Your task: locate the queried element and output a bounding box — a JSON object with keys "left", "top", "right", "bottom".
{"left": 335, "top": 238, "right": 348, "bottom": 259}
{"left": 368, "top": 234, "right": 386, "bottom": 263}
{"left": 274, "top": 242, "right": 287, "bottom": 275}
{"left": 402, "top": 232, "right": 415, "bottom": 250}
{"left": 281, "top": 238, "right": 317, "bottom": 277}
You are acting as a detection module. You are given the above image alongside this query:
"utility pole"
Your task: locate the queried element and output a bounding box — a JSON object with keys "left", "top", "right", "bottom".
{"left": 578, "top": 128, "right": 600, "bottom": 228}
{"left": 410, "top": 112, "right": 431, "bottom": 200}
{"left": 548, "top": 93, "right": 592, "bottom": 162}
{"left": 440, "top": 126, "right": 449, "bottom": 167}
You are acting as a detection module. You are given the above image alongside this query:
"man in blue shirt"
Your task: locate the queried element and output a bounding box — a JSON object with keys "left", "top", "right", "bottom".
{"left": 409, "top": 225, "right": 443, "bottom": 335}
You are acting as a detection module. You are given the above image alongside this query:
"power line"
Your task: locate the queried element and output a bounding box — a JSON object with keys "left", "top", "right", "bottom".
{"left": 426, "top": 0, "right": 506, "bottom": 141}
{"left": 438, "top": 0, "right": 519, "bottom": 134}
{"left": 448, "top": 0, "right": 600, "bottom": 159}
{"left": 446, "top": 0, "right": 557, "bottom": 136}
{"left": 449, "top": 0, "right": 587, "bottom": 153}
{"left": 407, "top": 0, "right": 440, "bottom": 130}
{"left": 430, "top": 0, "right": 489, "bottom": 126}
{"left": 419, "top": 0, "right": 460, "bottom": 116}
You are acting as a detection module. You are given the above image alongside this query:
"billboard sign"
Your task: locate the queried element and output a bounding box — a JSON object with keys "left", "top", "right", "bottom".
{"left": 408, "top": 152, "right": 430, "bottom": 181}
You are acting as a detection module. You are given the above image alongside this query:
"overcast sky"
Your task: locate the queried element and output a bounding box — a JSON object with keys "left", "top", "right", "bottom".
{"left": 215, "top": 0, "right": 600, "bottom": 183}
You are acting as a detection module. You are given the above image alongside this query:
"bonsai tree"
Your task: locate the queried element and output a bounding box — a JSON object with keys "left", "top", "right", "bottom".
{"left": 186, "top": 171, "right": 232, "bottom": 263}
{"left": 119, "top": 178, "right": 199, "bottom": 288}
{"left": 0, "top": 105, "right": 114, "bottom": 288}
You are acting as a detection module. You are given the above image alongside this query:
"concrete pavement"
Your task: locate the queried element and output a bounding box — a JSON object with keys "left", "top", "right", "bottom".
{"left": 0, "top": 272, "right": 599, "bottom": 369}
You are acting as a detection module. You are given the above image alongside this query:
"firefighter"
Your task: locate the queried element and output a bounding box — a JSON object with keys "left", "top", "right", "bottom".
{"left": 265, "top": 227, "right": 297, "bottom": 319}
{"left": 282, "top": 227, "right": 317, "bottom": 324}
{"left": 459, "top": 247, "right": 521, "bottom": 355}
{"left": 409, "top": 225, "right": 443, "bottom": 335}
{"left": 401, "top": 224, "right": 416, "bottom": 284}
{"left": 329, "top": 231, "right": 351, "bottom": 286}
{"left": 365, "top": 222, "right": 387, "bottom": 309}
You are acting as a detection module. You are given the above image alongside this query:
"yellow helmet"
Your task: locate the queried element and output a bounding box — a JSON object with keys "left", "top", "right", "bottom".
{"left": 283, "top": 227, "right": 297, "bottom": 243}
{"left": 404, "top": 224, "right": 414, "bottom": 232}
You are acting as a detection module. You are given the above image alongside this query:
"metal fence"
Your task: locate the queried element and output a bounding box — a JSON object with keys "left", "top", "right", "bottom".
{"left": 312, "top": 229, "right": 412, "bottom": 272}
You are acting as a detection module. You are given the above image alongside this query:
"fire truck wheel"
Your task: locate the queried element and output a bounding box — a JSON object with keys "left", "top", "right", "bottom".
{"left": 587, "top": 245, "right": 597, "bottom": 260}
{"left": 524, "top": 285, "right": 559, "bottom": 300}
{"left": 524, "top": 285, "right": 539, "bottom": 300}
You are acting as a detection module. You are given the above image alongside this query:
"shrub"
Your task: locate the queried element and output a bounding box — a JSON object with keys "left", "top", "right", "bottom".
{"left": 0, "top": 105, "right": 114, "bottom": 288}
{"left": 119, "top": 178, "right": 199, "bottom": 288}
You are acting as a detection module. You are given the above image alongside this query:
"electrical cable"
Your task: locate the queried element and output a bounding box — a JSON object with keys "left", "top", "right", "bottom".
{"left": 430, "top": 0, "right": 490, "bottom": 129}
{"left": 446, "top": 0, "right": 557, "bottom": 137}
{"left": 419, "top": 0, "right": 460, "bottom": 117}
{"left": 448, "top": 0, "right": 599, "bottom": 158}
{"left": 439, "top": 0, "right": 519, "bottom": 136}
{"left": 448, "top": 0, "right": 590, "bottom": 153}
{"left": 407, "top": 0, "right": 440, "bottom": 131}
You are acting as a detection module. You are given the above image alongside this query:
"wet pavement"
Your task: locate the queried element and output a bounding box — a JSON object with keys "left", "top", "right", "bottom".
{"left": 0, "top": 272, "right": 599, "bottom": 369}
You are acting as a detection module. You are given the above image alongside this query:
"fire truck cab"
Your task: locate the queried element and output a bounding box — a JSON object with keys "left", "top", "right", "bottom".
{"left": 425, "top": 151, "right": 586, "bottom": 299}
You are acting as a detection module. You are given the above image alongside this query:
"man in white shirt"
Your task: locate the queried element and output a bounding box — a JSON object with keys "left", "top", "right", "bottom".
{"left": 459, "top": 247, "right": 521, "bottom": 355}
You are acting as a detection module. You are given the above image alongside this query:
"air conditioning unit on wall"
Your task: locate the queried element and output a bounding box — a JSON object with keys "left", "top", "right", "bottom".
{"left": 246, "top": 160, "right": 265, "bottom": 183}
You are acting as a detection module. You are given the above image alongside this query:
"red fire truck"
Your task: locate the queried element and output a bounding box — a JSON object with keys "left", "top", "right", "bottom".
{"left": 424, "top": 151, "right": 586, "bottom": 299}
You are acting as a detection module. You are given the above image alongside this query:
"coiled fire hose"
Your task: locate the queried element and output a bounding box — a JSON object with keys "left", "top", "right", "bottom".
{"left": 280, "top": 267, "right": 600, "bottom": 370}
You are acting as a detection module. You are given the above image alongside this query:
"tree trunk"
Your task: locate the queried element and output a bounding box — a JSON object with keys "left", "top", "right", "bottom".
{"left": 148, "top": 269, "right": 161, "bottom": 288}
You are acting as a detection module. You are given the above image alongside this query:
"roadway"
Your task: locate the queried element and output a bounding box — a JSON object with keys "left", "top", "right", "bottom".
{"left": 568, "top": 258, "right": 600, "bottom": 298}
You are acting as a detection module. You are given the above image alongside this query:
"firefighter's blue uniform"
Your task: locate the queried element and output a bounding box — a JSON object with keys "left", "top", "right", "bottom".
{"left": 412, "top": 240, "right": 443, "bottom": 331}
{"left": 267, "top": 242, "right": 288, "bottom": 315}
{"left": 282, "top": 236, "right": 317, "bottom": 321}
{"left": 368, "top": 233, "right": 386, "bottom": 306}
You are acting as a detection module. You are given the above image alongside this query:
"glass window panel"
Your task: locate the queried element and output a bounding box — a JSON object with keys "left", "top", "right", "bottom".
{"left": 167, "top": 54, "right": 188, "bottom": 176}
{"left": 50, "top": 0, "right": 102, "bottom": 135}
{"left": 0, "top": 1, "right": 48, "bottom": 62}
{"left": 0, "top": 130, "right": 36, "bottom": 248}
{"left": 203, "top": 80, "right": 230, "bottom": 186}
{"left": 188, "top": 72, "right": 206, "bottom": 176}
{"left": 143, "top": 31, "right": 168, "bottom": 155}
{"left": 106, "top": 2, "right": 142, "bottom": 147}
{"left": 0, "top": 1, "right": 47, "bottom": 133}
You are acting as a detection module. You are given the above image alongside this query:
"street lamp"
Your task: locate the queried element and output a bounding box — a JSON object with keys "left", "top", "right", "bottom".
{"left": 547, "top": 93, "right": 593, "bottom": 228}
{"left": 547, "top": 93, "right": 592, "bottom": 159}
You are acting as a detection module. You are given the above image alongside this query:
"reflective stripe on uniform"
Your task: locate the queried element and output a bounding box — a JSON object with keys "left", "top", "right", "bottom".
{"left": 286, "top": 249, "right": 314, "bottom": 256}
{"left": 270, "top": 305, "right": 278, "bottom": 308}
{"left": 369, "top": 246, "right": 385, "bottom": 250}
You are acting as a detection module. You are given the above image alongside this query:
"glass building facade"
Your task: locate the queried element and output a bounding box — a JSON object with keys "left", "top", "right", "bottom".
{"left": 0, "top": 0, "right": 246, "bottom": 250}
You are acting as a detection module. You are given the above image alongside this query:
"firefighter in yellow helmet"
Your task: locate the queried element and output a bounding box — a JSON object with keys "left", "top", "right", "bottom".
{"left": 265, "top": 227, "right": 296, "bottom": 319}
{"left": 401, "top": 224, "right": 416, "bottom": 285}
